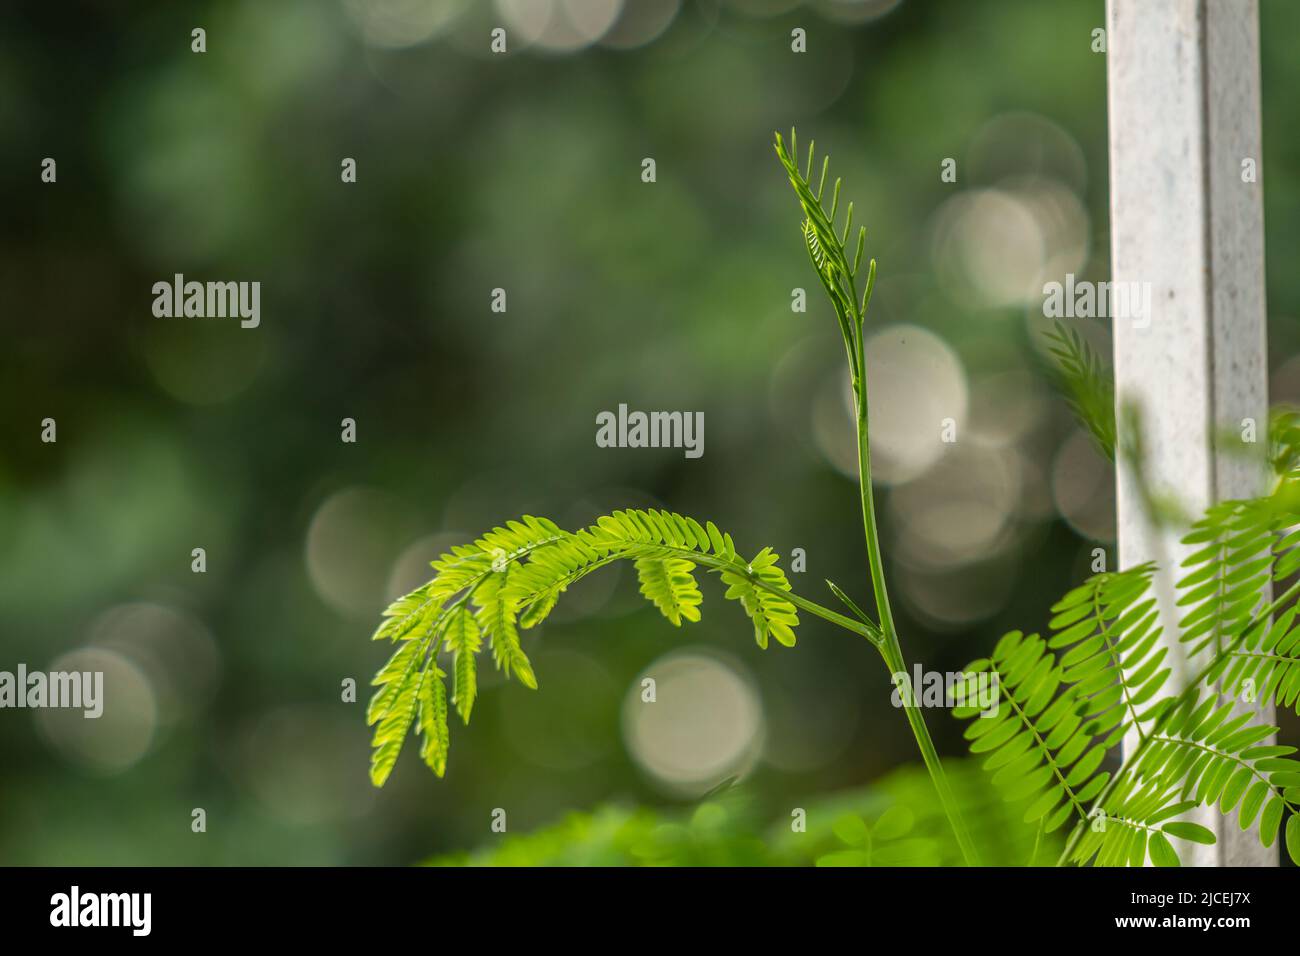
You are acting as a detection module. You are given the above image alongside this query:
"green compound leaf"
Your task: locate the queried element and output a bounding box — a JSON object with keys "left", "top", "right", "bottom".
{"left": 366, "top": 510, "right": 797, "bottom": 785}
{"left": 635, "top": 555, "right": 703, "bottom": 627}
{"left": 952, "top": 629, "right": 1113, "bottom": 837}
{"left": 720, "top": 547, "right": 800, "bottom": 649}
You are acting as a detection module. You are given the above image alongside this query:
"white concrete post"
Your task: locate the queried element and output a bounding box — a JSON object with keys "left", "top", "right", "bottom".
{"left": 1107, "top": 0, "right": 1272, "bottom": 865}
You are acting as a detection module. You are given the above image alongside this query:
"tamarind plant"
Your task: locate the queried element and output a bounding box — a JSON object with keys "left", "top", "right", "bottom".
{"left": 951, "top": 341, "right": 1300, "bottom": 866}
{"left": 365, "top": 128, "right": 982, "bottom": 866}
{"left": 366, "top": 129, "right": 1300, "bottom": 867}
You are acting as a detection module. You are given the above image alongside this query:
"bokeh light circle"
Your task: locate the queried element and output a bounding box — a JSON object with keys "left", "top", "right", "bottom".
{"left": 622, "top": 649, "right": 764, "bottom": 797}
{"left": 36, "top": 648, "right": 157, "bottom": 775}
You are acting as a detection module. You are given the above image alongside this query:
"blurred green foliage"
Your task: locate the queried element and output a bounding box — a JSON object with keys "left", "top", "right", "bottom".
{"left": 430, "top": 759, "right": 1055, "bottom": 866}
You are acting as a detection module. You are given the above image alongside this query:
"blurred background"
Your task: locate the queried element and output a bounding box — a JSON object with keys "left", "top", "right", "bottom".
{"left": 1, "top": 0, "right": 1297, "bottom": 865}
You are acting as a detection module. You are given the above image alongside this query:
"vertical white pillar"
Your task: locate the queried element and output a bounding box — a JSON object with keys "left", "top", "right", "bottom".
{"left": 1107, "top": 0, "right": 1272, "bottom": 865}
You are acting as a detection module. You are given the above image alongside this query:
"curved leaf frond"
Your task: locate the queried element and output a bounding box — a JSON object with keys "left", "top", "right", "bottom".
{"left": 952, "top": 630, "right": 1112, "bottom": 836}
{"left": 1046, "top": 563, "right": 1168, "bottom": 743}
{"left": 1177, "top": 498, "right": 1278, "bottom": 658}
{"left": 1205, "top": 604, "right": 1300, "bottom": 716}
{"left": 635, "top": 555, "right": 703, "bottom": 627}
{"left": 444, "top": 607, "right": 482, "bottom": 724}
{"left": 721, "top": 547, "right": 799, "bottom": 649}
{"left": 1131, "top": 690, "right": 1299, "bottom": 853}
{"left": 1067, "top": 776, "right": 1200, "bottom": 867}
{"left": 366, "top": 509, "right": 800, "bottom": 785}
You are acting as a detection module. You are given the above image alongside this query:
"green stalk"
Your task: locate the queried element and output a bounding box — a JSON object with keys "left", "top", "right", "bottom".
{"left": 877, "top": 636, "right": 982, "bottom": 867}
{"left": 775, "top": 131, "right": 979, "bottom": 864}
{"left": 847, "top": 272, "right": 982, "bottom": 868}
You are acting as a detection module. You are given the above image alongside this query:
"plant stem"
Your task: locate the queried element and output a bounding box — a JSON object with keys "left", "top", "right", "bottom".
{"left": 876, "top": 636, "right": 983, "bottom": 866}
{"left": 777, "top": 136, "right": 980, "bottom": 863}
{"left": 664, "top": 548, "right": 885, "bottom": 644}
{"left": 783, "top": 590, "right": 883, "bottom": 644}
{"left": 849, "top": 318, "right": 983, "bottom": 867}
